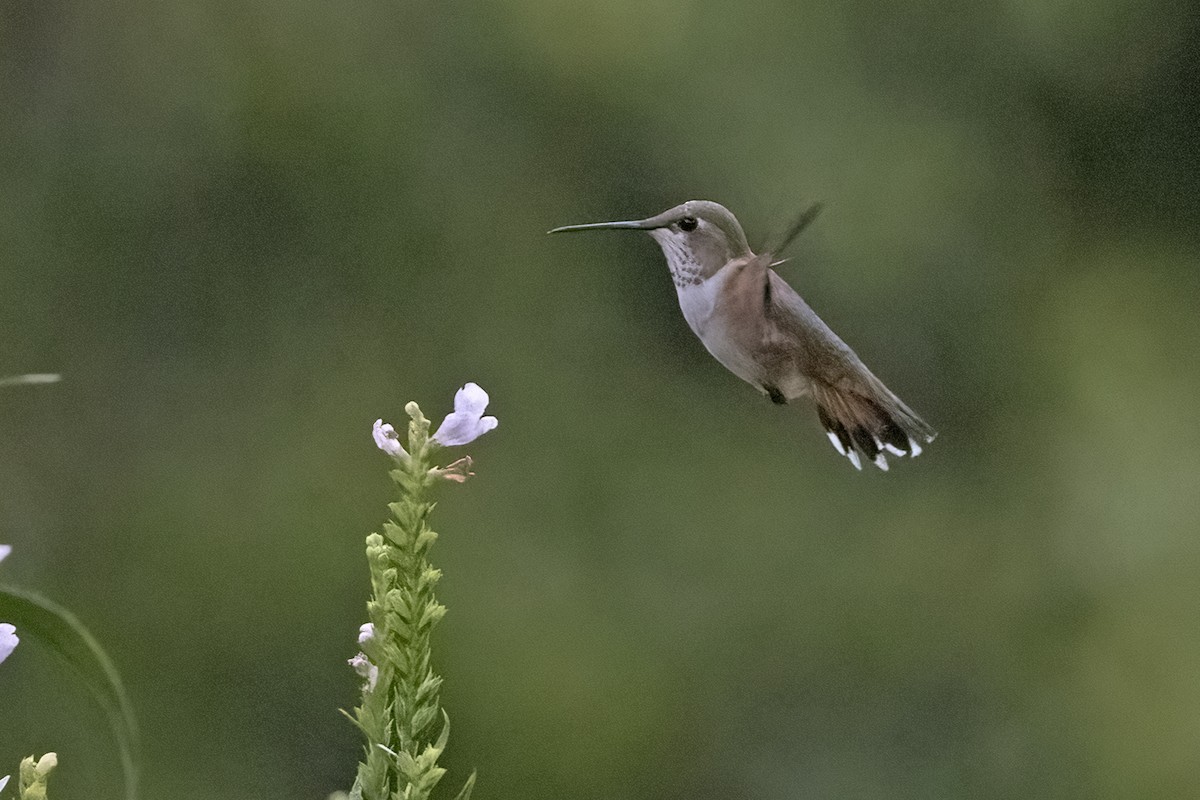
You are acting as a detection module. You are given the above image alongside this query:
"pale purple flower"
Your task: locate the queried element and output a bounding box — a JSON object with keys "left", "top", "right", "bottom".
{"left": 0, "top": 545, "right": 9, "bottom": 564}
{"left": 348, "top": 652, "right": 378, "bottom": 691}
{"left": 372, "top": 419, "right": 410, "bottom": 463}
{"left": 432, "top": 383, "right": 498, "bottom": 446}
{"left": 0, "top": 623, "right": 17, "bottom": 665}
{"left": 358, "top": 623, "right": 375, "bottom": 646}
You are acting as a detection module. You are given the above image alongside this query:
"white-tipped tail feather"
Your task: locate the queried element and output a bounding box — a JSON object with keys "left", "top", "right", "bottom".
{"left": 813, "top": 380, "right": 936, "bottom": 472}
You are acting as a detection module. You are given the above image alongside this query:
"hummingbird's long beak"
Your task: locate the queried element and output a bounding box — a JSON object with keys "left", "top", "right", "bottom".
{"left": 547, "top": 218, "right": 656, "bottom": 234}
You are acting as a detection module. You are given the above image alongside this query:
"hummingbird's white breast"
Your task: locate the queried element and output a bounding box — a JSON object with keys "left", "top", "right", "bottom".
{"left": 675, "top": 266, "right": 765, "bottom": 389}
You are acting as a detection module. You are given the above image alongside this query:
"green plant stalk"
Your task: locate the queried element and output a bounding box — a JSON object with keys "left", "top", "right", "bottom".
{"left": 350, "top": 402, "right": 474, "bottom": 800}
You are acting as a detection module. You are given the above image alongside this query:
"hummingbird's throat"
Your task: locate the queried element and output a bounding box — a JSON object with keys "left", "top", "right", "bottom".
{"left": 657, "top": 237, "right": 705, "bottom": 289}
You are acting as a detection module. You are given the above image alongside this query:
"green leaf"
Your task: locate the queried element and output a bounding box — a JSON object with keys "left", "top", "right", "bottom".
{"left": 0, "top": 584, "right": 140, "bottom": 800}
{"left": 409, "top": 705, "right": 437, "bottom": 738}
{"left": 432, "top": 710, "right": 450, "bottom": 753}
{"left": 391, "top": 748, "right": 419, "bottom": 777}
{"left": 414, "top": 674, "right": 443, "bottom": 704}
{"left": 450, "top": 771, "right": 477, "bottom": 800}
{"left": 340, "top": 707, "right": 370, "bottom": 736}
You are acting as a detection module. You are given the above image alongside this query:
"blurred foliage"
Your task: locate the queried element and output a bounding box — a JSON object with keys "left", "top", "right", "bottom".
{"left": 0, "top": 585, "right": 138, "bottom": 799}
{"left": 2, "top": 0, "right": 1200, "bottom": 797}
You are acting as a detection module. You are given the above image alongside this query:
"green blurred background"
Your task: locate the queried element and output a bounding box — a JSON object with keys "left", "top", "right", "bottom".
{"left": 3, "top": 0, "right": 1200, "bottom": 797}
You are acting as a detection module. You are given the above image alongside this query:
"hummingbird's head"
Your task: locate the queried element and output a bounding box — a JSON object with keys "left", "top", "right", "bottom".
{"left": 550, "top": 200, "right": 753, "bottom": 287}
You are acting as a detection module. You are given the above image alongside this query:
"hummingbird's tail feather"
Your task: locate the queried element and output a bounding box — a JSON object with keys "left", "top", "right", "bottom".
{"left": 812, "top": 382, "right": 936, "bottom": 471}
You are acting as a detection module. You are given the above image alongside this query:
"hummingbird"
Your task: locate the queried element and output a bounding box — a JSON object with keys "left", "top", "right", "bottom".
{"left": 550, "top": 200, "right": 936, "bottom": 471}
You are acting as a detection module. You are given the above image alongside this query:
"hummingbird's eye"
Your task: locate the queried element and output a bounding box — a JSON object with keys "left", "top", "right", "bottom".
{"left": 678, "top": 216, "right": 698, "bottom": 232}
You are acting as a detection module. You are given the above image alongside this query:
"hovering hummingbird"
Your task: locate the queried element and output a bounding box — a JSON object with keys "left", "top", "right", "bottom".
{"left": 550, "top": 200, "right": 936, "bottom": 471}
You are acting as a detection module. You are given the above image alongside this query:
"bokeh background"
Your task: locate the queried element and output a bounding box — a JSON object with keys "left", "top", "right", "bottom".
{"left": 3, "top": 0, "right": 1200, "bottom": 797}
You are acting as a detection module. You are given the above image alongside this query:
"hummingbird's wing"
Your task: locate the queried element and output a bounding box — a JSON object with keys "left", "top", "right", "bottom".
{"left": 762, "top": 202, "right": 824, "bottom": 262}
{"left": 761, "top": 268, "right": 936, "bottom": 470}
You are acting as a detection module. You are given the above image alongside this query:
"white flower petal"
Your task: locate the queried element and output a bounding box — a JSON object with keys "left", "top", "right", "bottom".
{"left": 431, "top": 415, "right": 476, "bottom": 446}
{"left": 0, "top": 623, "right": 18, "bottom": 665}
{"left": 358, "top": 623, "right": 375, "bottom": 646}
{"left": 432, "top": 383, "right": 498, "bottom": 446}
{"left": 0, "top": 545, "right": 9, "bottom": 564}
{"left": 454, "top": 382, "right": 489, "bottom": 416}
{"left": 371, "top": 419, "right": 410, "bottom": 462}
